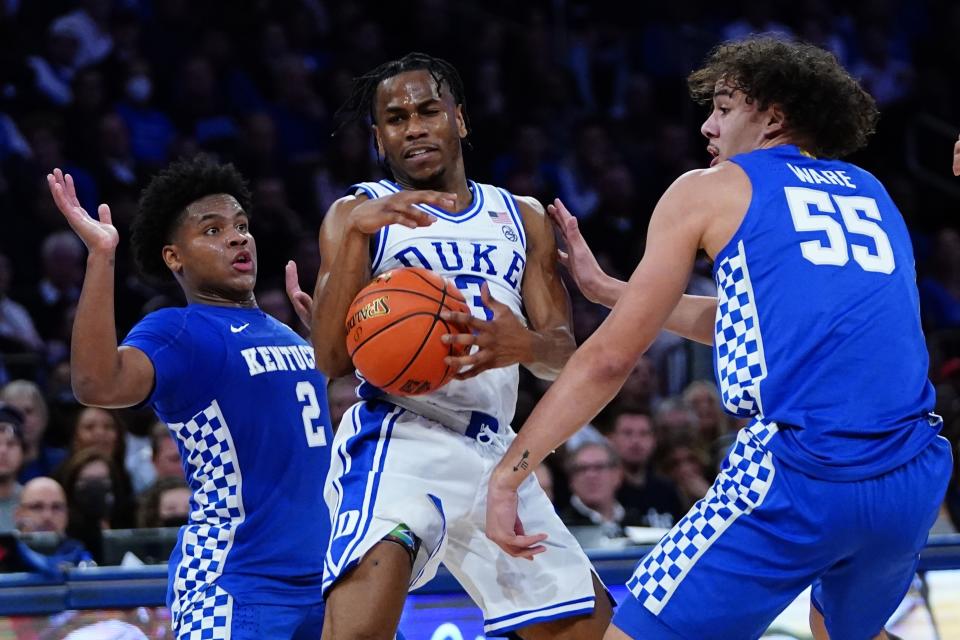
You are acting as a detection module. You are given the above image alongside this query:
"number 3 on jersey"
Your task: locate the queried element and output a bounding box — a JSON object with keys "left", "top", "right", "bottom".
{"left": 784, "top": 186, "right": 895, "bottom": 274}
{"left": 296, "top": 381, "right": 327, "bottom": 447}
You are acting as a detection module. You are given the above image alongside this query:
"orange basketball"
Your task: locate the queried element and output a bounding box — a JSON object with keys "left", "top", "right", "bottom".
{"left": 345, "top": 267, "right": 471, "bottom": 396}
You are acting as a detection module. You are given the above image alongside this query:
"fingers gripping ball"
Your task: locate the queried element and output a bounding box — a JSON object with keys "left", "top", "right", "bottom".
{"left": 345, "top": 267, "right": 470, "bottom": 396}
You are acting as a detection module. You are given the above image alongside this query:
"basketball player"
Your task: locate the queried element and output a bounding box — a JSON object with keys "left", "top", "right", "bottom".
{"left": 486, "top": 36, "right": 951, "bottom": 640}
{"left": 47, "top": 158, "right": 333, "bottom": 639}
{"left": 304, "top": 53, "right": 611, "bottom": 639}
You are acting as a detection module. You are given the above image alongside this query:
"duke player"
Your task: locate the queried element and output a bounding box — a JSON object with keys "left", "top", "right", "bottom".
{"left": 302, "top": 53, "right": 612, "bottom": 639}
{"left": 47, "top": 159, "right": 333, "bottom": 639}
{"left": 486, "top": 37, "right": 952, "bottom": 640}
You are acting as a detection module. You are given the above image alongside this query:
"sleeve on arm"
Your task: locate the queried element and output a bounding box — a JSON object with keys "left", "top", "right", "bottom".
{"left": 121, "top": 308, "right": 201, "bottom": 414}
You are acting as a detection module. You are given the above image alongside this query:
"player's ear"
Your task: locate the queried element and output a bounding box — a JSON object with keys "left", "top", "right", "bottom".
{"left": 372, "top": 124, "right": 385, "bottom": 158}
{"left": 765, "top": 103, "right": 787, "bottom": 138}
{"left": 162, "top": 244, "right": 182, "bottom": 275}
{"left": 455, "top": 105, "right": 467, "bottom": 139}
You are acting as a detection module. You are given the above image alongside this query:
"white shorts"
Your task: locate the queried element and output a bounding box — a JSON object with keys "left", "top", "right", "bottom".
{"left": 323, "top": 400, "right": 602, "bottom": 635}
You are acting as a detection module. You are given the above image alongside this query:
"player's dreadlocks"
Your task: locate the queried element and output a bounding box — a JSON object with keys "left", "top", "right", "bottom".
{"left": 334, "top": 52, "right": 471, "bottom": 144}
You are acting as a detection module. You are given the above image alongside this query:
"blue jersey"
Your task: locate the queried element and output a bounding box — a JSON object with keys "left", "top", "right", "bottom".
{"left": 716, "top": 145, "right": 938, "bottom": 480}
{"left": 122, "top": 303, "right": 332, "bottom": 606}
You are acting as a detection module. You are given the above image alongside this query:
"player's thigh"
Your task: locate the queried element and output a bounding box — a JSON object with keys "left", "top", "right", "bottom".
{"left": 444, "top": 472, "right": 606, "bottom": 637}
{"left": 323, "top": 541, "right": 412, "bottom": 640}
{"left": 517, "top": 573, "right": 612, "bottom": 640}
{"left": 812, "top": 437, "right": 952, "bottom": 640}
{"left": 614, "top": 431, "right": 831, "bottom": 639}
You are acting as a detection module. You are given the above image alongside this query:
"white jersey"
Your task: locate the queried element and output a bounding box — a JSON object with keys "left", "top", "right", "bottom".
{"left": 350, "top": 178, "right": 528, "bottom": 428}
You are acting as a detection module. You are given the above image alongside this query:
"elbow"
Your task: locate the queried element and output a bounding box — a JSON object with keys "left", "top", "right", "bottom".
{"left": 583, "top": 345, "right": 636, "bottom": 383}
{"left": 71, "top": 376, "right": 108, "bottom": 407}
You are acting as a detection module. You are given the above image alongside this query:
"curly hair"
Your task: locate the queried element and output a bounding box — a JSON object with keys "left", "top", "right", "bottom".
{"left": 131, "top": 156, "right": 253, "bottom": 282}
{"left": 687, "top": 37, "right": 879, "bottom": 158}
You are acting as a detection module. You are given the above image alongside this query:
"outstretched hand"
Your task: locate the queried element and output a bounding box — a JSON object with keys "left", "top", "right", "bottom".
{"left": 284, "top": 260, "right": 313, "bottom": 331}
{"left": 546, "top": 198, "right": 609, "bottom": 304}
{"left": 47, "top": 168, "right": 118, "bottom": 254}
{"left": 348, "top": 190, "right": 455, "bottom": 235}
{"left": 440, "top": 284, "right": 531, "bottom": 379}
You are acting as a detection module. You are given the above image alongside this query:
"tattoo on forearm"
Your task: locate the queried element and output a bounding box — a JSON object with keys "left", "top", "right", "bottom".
{"left": 512, "top": 450, "right": 530, "bottom": 473}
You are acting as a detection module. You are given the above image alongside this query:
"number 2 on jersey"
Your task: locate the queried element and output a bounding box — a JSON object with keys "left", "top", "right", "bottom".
{"left": 784, "top": 186, "right": 895, "bottom": 274}
{"left": 296, "top": 381, "right": 327, "bottom": 447}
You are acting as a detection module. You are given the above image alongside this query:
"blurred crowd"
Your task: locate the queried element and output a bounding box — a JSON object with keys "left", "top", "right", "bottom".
{"left": 1, "top": 0, "right": 960, "bottom": 566}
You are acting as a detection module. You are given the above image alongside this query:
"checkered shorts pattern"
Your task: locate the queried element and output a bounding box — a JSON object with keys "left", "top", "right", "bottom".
{"left": 168, "top": 400, "right": 245, "bottom": 635}
{"left": 714, "top": 240, "right": 767, "bottom": 417}
{"left": 626, "top": 428, "right": 776, "bottom": 615}
{"left": 173, "top": 583, "right": 233, "bottom": 639}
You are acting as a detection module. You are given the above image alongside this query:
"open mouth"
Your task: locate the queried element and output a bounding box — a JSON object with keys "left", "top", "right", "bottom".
{"left": 404, "top": 145, "right": 439, "bottom": 160}
{"left": 232, "top": 251, "right": 253, "bottom": 272}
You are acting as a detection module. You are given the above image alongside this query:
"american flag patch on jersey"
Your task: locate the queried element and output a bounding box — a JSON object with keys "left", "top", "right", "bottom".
{"left": 488, "top": 210, "right": 511, "bottom": 224}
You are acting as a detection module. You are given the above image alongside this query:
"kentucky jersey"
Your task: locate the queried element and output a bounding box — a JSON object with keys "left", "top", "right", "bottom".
{"left": 718, "top": 145, "right": 938, "bottom": 480}
{"left": 122, "top": 303, "right": 333, "bottom": 613}
{"left": 351, "top": 179, "right": 528, "bottom": 427}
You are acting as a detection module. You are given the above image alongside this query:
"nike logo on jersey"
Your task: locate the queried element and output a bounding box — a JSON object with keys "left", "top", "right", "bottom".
{"left": 230, "top": 323, "right": 250, "bottom": 333}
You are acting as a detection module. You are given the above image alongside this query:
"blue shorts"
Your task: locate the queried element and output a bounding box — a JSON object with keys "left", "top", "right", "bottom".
{"left": 612, "top": 428, "right": 952, "bottom": 640}
{"left": 174, "top": 583, "right": 324, "bottom": 639}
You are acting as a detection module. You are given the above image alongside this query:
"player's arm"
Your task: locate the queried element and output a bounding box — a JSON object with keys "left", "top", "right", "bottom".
{"left": 513, "top": 196, "right": 576, "bottom": 379}
{"left": 311, "top": 190, "right": 456, "bottom": 377}
{"left": 548, "top": 197, "right": 716, "bottom": 345}
{"left": 953, "top": 133, "right": 960, "bottom": 176}
{"left": 47, "top": 170, "right": 155, "bottom": 408}
{"left": 486, "top": 171, "right": 710, "bottom": 557}
{"left": 440, "top": 198, "right": 576, "bottom": 381}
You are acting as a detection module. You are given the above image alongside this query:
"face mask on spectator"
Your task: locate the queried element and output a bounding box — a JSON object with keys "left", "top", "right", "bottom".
{"left": 73, "top": 479, "right": 115, "bottom": 521}
{"left": 161, "top": 515, "right": 188, "bottom": 528}
{"left": 126, "top": 75, "right": 152, "bottom": 104}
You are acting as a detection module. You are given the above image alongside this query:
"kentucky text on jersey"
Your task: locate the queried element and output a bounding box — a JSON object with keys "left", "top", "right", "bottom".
{"left": 240, "top": 344, "right": 316, "bottom": 376}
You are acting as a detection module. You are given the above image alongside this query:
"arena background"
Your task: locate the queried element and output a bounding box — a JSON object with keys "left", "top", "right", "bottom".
{"left": 0, "top": 0, "right": 959, "bottom": 638}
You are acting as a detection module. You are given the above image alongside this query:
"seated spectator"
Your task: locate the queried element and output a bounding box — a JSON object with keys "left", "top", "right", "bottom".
{"left": 559, "top": 441, "right": 644, "bottom": 538}
{"left": 137, "top": 476, "right": 190, "bottom": 529}
{"left": 58, "top": 448, "right": 120, "bottom": 564}
{"left": 15, "top": 476, "right": 93, "bottom": 567}
{"left": 682, "top": 380, "right": 734, "bottom": 449}
{"left": 606, "top": 408, "right": 685, "bottom": 528}
{"left": 0, "top": 404, "right": 25, "bottom": 530}
{"left": 533, "top": 464, "right": 555, "bottom": 506}
{"left": 150, "top": 421, "right": 183, "bottom": 483}
{"left": 0, "top": 252, "right": 45, "bottom": 361}
{"left": 0, "top": 380, "right": 67, "bottom": 482}
{"left": 67, "top": 407, "right": 136, "bottom": 528}
{"left": 657, "top": 439, "right": 712, "bottom": 511}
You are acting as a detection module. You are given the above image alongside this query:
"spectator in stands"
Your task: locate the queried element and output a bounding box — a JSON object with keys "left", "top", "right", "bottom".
{"left": 653, "top": 396, "right": 700, "bottom": 443}
{"left": 137, "top": 476, "right": 190, "bottom": 528}
{"left": 615, "top": 355, "right": 661, "bottom": 414}
{"left": 0, "top": 404, "right": 25, "bottom": 530}
{"left": 533, "top": 463, "right": 555, "bottom": 505}
{"left": 658, "top": 438, "right": 711, "bottom": 510}
{"left": 67, "top": 407, "right": 135, "bottom": 528}
{"left": 606, "top": 408, "right": 684, "bottom": 528}
{"left": 114, "top": 59, "right": 176, "bottom": 169}
{"left": 682, "top": 380, "right": 733, "bottom": 448}
{"left": 25, "top": 230, "right": 85, "bottom": 342}
{"left": 560, "top": 440, "right": 644, "bottom": 538}
{"left": 59, "top": 448, "right": 120, "bottom": 564}
{"left": 919, "top": 227, "right": 960, "bottom": 331}
{"left": 149, "top": 421, "right": 183, "bottom": 483}
{"left": 0, "top": 253, "right": 45, "bottom": 380}
{"left": 15, "top": 476, "right": 93, "bottom": 567}
{"left": 0, "top": 380, "right": 66, "bottom": 482}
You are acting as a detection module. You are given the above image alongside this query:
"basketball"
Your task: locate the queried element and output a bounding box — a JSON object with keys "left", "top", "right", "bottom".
{"left": 345, "top": 267, "right": 471, "bottom": 396}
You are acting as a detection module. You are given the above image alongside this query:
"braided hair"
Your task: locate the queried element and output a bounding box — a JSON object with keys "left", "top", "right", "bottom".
{"left": 334, "top": 52, "right": 470, "bottom": 157}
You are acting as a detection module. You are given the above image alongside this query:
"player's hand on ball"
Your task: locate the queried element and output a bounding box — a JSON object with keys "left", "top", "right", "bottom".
{"left": 47, "top": 169, "right": 118, "bottom": 254}
{"left": 284, "top": 260, "right": 313, "bottom": 330}
{"left": 485, "top": 475, "right": 547, "bottom": 560}
{"left": 348, "top": 190, "right": 456, "bottom": 234}
{"left": 440, "top": 283, "right": 531, "bottom": 379}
